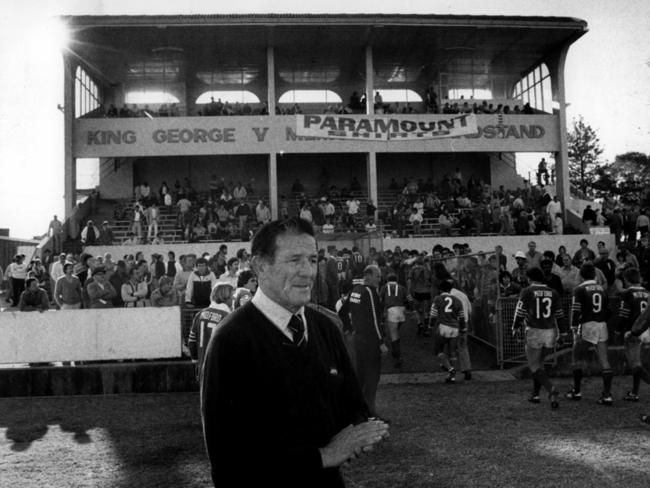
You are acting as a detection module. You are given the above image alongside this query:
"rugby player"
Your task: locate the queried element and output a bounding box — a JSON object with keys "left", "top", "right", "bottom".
{"left": 566, "top": 262, "right": 613, "bottom": 405}
{"left": 188, "top": 282, "right": 234, "bottom": 379}
{"left": 408, "top": 256, "right": 432, "bottom": 336}
{"left": 616, "top": 268, "right": 650, "bottom": 402}
{"left": 430, "top": 280, "right": 466, "bottom": 383}
{"left": 512, "top": 267, "right": 564, "bottom": 409}
{"left": 379, "top": 273, "right": 408, "bottom": 368}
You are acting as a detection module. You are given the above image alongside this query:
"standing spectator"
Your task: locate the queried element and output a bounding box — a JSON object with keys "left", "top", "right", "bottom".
{"left": 49, "top": 215, "right": 65, "bottom": 254}
{"left": 557, "top": 253, "right": 580, "bottom": 295}
{"left": 255, "top": 200, "right": 271, "bottom": 225}
{"left": 235, "top": 199, "right": 251, "bottom": 231}
{"left": 595, "top": 248, "right": 617, "bottom": 288}
{"left": 540, "top": 258, "right": 563, "bottom": 296}
{"left": 86, "top": 266, "right": 117, "bottom": 308}
{"left": 217, "top": 257, "right": 240, "bottom": 288}
{"left": 132, "top": 203, "right": 145, "bottom": 242}
{"left": 637, "top": 209, "right": 650, "bottom": 238}
{"left": 49, "top": 253, "right": 67, "bottom": 290}
{"left": 54, "top": 263, "right": 83, "bottom": 309}
{"left": 185, "top": 258, "right": 218, "bottom": 309}
{"left": 609, "top": 208, "right": 624, "bottom": 247}
{"left": 121, "top": 267, "right": 149, "bottom": 307}
{"left": 525, "top": 241, "right": 543, "bottom": 269}
{"left": 572, "top": 239, "right": 596, "bottom": 266}
{"left": 582, "top": 205, "right": 597, "bottom": 227}
{"left": 146, "top": 203, "right": 160, "bottom": 242}
{"left": 546, "top": 196, "right": 561, "bottom": 221}
{"left": 80, "top": 220, "right": 100, "bottom": 246}
{"left": 150, "top": 276, "right": 179, "bottom": 307}
{"left": 109, "top": 260, "right": 129, "bottom": 308}
{"left": 6, "top": 254, "right": 28, "bottom": 306}
{"left": 98, "top": 221, "right": 115, "bottom": 245}
{"left": 173, "top": 254, "right": 196, "bottom": 303}
{"left": 340, "top": 265, "right": 387, "bottom": 417}
{"left": 19, "top": 277, "right": 49, "bottom": 312}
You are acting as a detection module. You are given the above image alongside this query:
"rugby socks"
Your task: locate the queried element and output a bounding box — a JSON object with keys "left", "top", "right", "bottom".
{"left": 572, "top": 368, "right": 583, "bottom": 394}
{"left": 438, "top": 352, "right": 451, "bottom": 371}
{"left": 391, "top": 340, "right": 401, "bottom": 360}
{"left": 532, "top": 378, "right": 541, "bottom": 397}
{"left": 602, "top": 369, "right": 613, "bottom": 397}
{"left": 533, "top": 370, "right": 553, "bottom": 393}
{"left": 633, "top": 368, "right": 641, "bottom": 395}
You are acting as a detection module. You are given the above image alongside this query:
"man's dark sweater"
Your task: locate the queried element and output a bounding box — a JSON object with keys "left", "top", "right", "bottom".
{"left": 201, "top": 303, "right": 369, "bottom": 488}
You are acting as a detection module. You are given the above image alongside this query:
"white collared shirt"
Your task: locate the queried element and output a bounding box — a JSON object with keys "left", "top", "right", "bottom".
{"left": 251, "top": 287, "right": 308, "bottom": 342}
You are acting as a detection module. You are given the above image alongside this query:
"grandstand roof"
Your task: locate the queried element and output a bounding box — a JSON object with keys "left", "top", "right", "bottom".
{"left": 61, "top": 14, "right": 587, "bottom": 90}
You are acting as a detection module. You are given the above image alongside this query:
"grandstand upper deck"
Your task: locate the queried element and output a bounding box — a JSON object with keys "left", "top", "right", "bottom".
{"left": 59, "top": 13, "right": 586, "bottom": 222}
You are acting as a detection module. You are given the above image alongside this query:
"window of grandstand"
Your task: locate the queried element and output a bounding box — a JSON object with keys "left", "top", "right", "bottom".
{"left": 196, "top": 91, "right": 260, "bottom": 104}
{"left": 196, "top": 69, "right": 259, "bottom": 85}
{"left": 513, "top": 63, "right": 553, "bottom": 113}
{"left": 125, "top": 91, "right": 180, "bottom": 105}
{"left": 278, "top": 90, "right": 342, "bottom": 104}
{"left": 74, "top": 66, "right": 101, "bottom": 118}
{"left": 373, "top": 89, "right": 423, "bottom": 103}
{"left": 447, "top": 88, "right": 492, "bottom": 100}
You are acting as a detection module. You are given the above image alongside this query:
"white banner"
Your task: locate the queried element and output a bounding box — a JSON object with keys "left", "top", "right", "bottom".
{"left": 296, "top": 114, "right": 478, "bottom": 140}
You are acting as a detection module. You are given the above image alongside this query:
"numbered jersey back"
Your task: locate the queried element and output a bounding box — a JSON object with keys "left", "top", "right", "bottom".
{"left": 516, "top": 284, "right": 562, "bottom": 329}
{"left": 618, "top": 285, "right": 649, "bottom": 329}
{"left": 431, "top": 293, "right": 464, "bottom": 328}
{"left": 572, "top": 281, "right": 607, "bottom": 324}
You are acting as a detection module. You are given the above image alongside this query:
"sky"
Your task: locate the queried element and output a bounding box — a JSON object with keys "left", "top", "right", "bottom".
{"left": 0, "top": 0, "right": 649, "bottom": 238}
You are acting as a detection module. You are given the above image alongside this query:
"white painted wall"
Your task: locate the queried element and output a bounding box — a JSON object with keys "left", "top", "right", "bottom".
{"left": 0, "top": 307, "right": 182, "bottom": 364}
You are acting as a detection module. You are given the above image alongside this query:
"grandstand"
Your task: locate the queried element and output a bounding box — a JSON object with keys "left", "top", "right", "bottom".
{"left": 60, "top": 14, "right": 585, "bottom": 230}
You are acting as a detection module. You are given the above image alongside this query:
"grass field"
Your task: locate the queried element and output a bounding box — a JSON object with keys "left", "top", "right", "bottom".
{"left": 1, "top": 376, "right": 649, "bottom": 488}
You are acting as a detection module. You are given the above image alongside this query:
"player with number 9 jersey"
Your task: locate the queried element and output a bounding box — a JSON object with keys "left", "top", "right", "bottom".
{"left": 513, "top": 283, "right": 563, "bottom": 330}
{"left": 571, "top": 281, "right": 607, "bottom": 326}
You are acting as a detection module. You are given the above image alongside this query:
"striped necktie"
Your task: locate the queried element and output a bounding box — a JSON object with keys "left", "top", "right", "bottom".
{"left": 288, "top": 314, "right": 306, "bottom": 349}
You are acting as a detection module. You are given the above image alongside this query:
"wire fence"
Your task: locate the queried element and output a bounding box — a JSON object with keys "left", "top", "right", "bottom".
{"left": 495, "top": 295, "right": 622, "bottom": 366}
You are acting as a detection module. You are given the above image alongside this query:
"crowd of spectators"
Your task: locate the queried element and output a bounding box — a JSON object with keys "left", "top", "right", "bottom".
{"left": 0, "top": 245, "right": 260, "bottom": 314}
{"left": 88, "top": 88, "right": 541, "bottom": 119}
{"left": 384, "top": 172, "right": 564, "bottom": 237}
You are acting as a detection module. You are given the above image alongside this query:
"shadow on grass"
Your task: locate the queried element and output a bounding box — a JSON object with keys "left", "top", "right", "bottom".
{"left": 0, "top": 393, "right": 209, "bottom": 488}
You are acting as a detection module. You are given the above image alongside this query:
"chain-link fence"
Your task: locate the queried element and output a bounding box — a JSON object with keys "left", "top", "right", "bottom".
{"left": 496, "top": 295, "right": 622, "bottom": 366}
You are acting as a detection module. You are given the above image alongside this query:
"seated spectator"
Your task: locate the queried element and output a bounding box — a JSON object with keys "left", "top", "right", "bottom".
{"left": 81, "top": 220, "right": 100, "bottom": 246}
{"left": 19, "top": 277, "right": 49, "bottom": 312}
{"left": 86, "top": 266, "right": 117, "bottom": 308}
{"left": 151, "top": 276, "right": 179, "bottom": 307}
{"left": 98, "top": 221, "right": 114, "bottom": 245}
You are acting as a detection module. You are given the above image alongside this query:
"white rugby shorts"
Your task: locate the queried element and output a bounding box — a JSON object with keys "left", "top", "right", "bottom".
{"left": 640, "top": 328, "right": 650, "bottom": 344}
{"left": 525, "top": 327, "right": 557, "bottom": 349}
{"left": 386, "top": 306, "right": 406, "bottom": 323}
{"left": 580, "top": 321, "right": 608, "bottom": 345}
{"left": 438, "top": 324, "right": 459, "bottom": 338}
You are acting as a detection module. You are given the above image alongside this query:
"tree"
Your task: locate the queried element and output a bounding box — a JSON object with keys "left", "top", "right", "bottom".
{"left": 592, "top": 152, "right": 650, "bottom": 203}
{"left": 567, "top": 116, "right": 604, "bottom": 196}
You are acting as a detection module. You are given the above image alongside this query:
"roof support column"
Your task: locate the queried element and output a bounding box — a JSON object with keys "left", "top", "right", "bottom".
{"left": 552, "top": 45, "right": 571, "bottom": 223}
{"left": 366, "top": 152, "right": 378, "bottom": 219}
{"left": 267, "top": 46, "right": 276, "bottom": 116}
{"left": 365, "top": 44, "right": 374, "bottom": 115}
{"left": 269, "top": 153, "right": 278, "bottom": 220}
{"left": 63, "top": 56, "right": 76, "bottom": 220}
